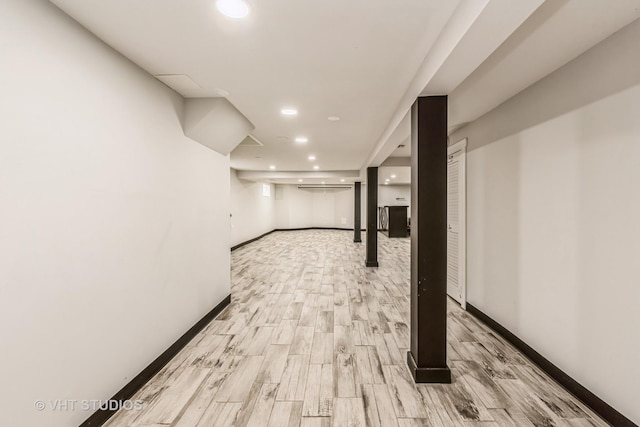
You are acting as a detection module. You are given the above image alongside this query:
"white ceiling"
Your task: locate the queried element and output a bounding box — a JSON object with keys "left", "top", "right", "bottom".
{"left": 50, "top": 0, "right": 461, "bottom": 173}
{"left": 49, "top": 0, "right": 640, "bottom": 184}
{"left": 379, "top": 167, "right": 411, "bottom": 185}
{"left": 389, "top": 138, "right": 411, "bottom": 158}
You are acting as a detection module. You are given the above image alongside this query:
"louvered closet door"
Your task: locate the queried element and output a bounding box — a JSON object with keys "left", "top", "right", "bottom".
{"left": 447, "top": 151, "right": 463, "bottom": 304}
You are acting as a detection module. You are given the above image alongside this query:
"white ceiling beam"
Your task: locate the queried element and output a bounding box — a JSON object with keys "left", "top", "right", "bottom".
{"left": 360, "top": 0, "right": 491, "bottom": 172}
{"left": 422, "top": 0, "right": 545, "bottom": 96}
{"left": 236, "top": 170, "right": 360, "bottom": 182}
{"left": 368, "top": 112, "right": 411, "bottom": 168}
{"left": 361, "top": 0, "right": 544, "bottom": 171}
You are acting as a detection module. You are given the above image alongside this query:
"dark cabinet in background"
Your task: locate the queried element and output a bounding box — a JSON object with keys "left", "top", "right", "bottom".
{"left": 385, "top": 205, "right": 409, "bottom": 238}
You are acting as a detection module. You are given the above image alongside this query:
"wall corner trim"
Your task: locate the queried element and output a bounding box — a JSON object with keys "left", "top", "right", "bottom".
{"left": 79, "top": 294, "right": 232, "bottom": 427}
{"left": 231, "top": 230, "right": 276, "bottom": 251}
{"left": 466, "top": 303, "right": 637, "bottom": 427}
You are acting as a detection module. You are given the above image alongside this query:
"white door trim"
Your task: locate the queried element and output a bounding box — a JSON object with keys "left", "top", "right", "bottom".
{"left": 448, "top": 138, "right": 467, "bottom": 309}
{"left": 448, "top": 138, "right": 467, "bottom": 155}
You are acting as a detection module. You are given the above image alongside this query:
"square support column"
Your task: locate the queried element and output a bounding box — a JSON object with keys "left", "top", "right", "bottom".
{"left": 366, "top": 168, "right": 378, "bottom": 267}
{"left": 354, "top": 181, "right": 362, "bottom": 243}
{"left": 407, "top": 96, "right": 451, "bottom": 383}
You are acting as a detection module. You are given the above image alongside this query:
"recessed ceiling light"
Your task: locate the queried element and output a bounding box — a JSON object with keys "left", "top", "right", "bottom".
{"left": 321, "top": 181, "right": 325, "bottom": 184}
{"left": 390, "top": 174, "right": 396, "bottom": 179}
{"left": 313, "top": 165, "right": 319, "bottom": 170}
{"left": 308, "top": 155, "right": 316, "bottom": 161}
{"left": 216, "top": 0, "right": 250, "bottom": 18}
{"left": 340, "top": 179, "right": 345, "bottom": 183}
{"left": 384, "top": 182, "right": 389, "bottom": 185}
{"left": 281, "top": 108, "right": 298, "bottom": 116}
{"left": 298, "top": 179, "right": 303, "bottom": 182}
{"left": 385, "top": 179, "right": 390, "bottom": 182}
{"left": 269, "top": 165, "right": 276, "bottom": 170}
{"left": 295, "top": 137, "right": 308, "bottom": 144}
{"left": 328, "top": 116, "right": 340, "bottom": 121}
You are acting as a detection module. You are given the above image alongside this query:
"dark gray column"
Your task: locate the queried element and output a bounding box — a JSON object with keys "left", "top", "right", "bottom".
{"left": 365, "top": 168, "right": 378, "bottom": 267}
{"left": 407, "top": 96, "right": 451, "bottom": 383}
{"left": 354, "top": 181, "right": 362, "bottom": 243}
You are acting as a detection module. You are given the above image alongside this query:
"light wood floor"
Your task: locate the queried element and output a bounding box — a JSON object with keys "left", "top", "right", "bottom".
{"left": 105, "top": 230, "right": 607, "bottom": 427}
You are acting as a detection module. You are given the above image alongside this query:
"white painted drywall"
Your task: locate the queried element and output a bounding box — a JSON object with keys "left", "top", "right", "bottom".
{"left": 0, "top": 2, "right": 230, "bottom": 426}
{"left": 275, "top": 185, "right": 356, "bottom": 229}
{"left": 379, "top": 185, "right": 411, "bottom": 213}
{"left": 230, "top": 169, "right": 275, "bottom": 246}
{"left": 451, "top": 19, "right": 640, "bottom": 424}
{"left": 183, "top": 98, "right": 254, "bottom": 155}
{"left": 272, "top": 184, "right": 402, "bottom": 231}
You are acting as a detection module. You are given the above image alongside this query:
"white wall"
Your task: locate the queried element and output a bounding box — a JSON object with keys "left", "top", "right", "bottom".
{"left": 230, "top": 180, "right": 372, "bottom": 243}
{"left": 379, "top": 185, "right": 411, "bottom": 214}
{"left": 272, "top": 184, "right": 402, "bottom": 230}
{"left": 451, "top": 19, "right": 640, "bottom": 424}
{"left": 230, "top": 169, "right": 275, "bottom": 246}
{"left": 0, "top": 2, "right": 230, "bottom": 426}
{"left": 275, "top": 185, "right": 358, "bottom": 229}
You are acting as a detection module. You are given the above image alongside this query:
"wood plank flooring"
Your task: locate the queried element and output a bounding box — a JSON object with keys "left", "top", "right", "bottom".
{"left": 104, "top": 230, "right": 607, "bottom": 427}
